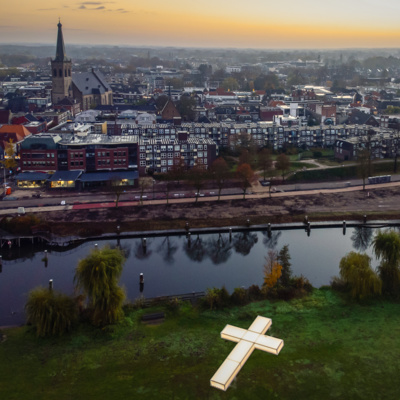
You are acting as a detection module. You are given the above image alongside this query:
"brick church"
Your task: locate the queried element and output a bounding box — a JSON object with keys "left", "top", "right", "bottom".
{"left": 51, "top": 20, "right": 113, "bottom": 111}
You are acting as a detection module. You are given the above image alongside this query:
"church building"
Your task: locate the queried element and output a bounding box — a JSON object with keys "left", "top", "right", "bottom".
{"left": 51, "top": 21, "right": 113, "bottom": 111}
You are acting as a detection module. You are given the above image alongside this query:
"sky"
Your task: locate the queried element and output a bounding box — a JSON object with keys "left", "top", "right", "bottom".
{"left": 2, "top": 0, "right": 400, "bottom": 49}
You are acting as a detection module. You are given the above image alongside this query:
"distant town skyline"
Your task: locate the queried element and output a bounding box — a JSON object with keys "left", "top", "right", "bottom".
{"left": 2, "top": 0, "right": 400, "bottom": 49}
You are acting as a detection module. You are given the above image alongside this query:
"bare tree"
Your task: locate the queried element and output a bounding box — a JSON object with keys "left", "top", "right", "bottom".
{"left": 257, "top": 148, "right": 272, "bottom": 181}
{"left": 109, "top": 176, "right": 124, "bottom": 208}
{"left": 275, "top": 153, "right": 291, "bottom": 182}
{"left": 188, "top": 165, "right": 207, "bottom": 203}
{"left": 138, "top": 177, "right": 152, "bottom": 205}
{"left": 356, "top": 148, "right": 370, "bottom": 191}
{"left": 210, "top": 157, "right": 230, "bottom": 201}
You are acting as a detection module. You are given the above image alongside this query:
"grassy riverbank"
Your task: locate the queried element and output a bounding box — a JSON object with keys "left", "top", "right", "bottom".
{"left": 1, "top": 289, "right": 400, "bottom": 399}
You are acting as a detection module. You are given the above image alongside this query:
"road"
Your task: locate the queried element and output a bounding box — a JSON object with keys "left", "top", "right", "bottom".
{"left": 2, "top": 174, "right": 400, "bottom": 216}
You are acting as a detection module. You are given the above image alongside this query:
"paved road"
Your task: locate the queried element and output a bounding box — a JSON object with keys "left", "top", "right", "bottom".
{"left": 2, "top": 177, "right": 400, "bottom": 216}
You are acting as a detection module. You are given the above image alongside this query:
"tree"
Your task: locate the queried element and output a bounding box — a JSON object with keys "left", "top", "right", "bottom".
{"left": 25, "top": 287, "right": 77, "bottom": 337}
{"left": 155, "top": 95, "right": 169, "bottom": 110}
{"left": 372, "top": 230, "right": 400, "bottom": 294}
{"left": 176, "top": 96, "right": 196, "bottom": 121}
{"left": 356, "top": 148, "right": 370, "bottom": 191}
{"left": 339, "top": 252, "right": 382, "bottom": 299}
{"left": 275, "top": 153, "right": 291, "bottom": 182}
{"left": 188, "top": 165, "right": 206, "bottom": 203}
{"left": 109, "top": 176, "right": 124, "bottom": 208}
{"left": 1, "top": 139, "right": 17, "bottom": 171}
{"left": 257, "top": 148, "right": 272, "bottom": 181}
{"left": 263, "top": 250, "right": 282, "bottom": 289}
{"left": 74, "top": 246, "right": 126, "bottom": 326}
{"left": 210, "top": 157, "right": 230, "bottom": 201}
{"left": 221, "top": 77, "right": 239, "bottom": 91}
{"left": 236, "top": 163, "right": 255, "bottom": 199}
{"left": 277, "top": 245, "right": 292, "bottom": 287}
{"left": 138, "top": 177, "right": 152, "bottom": 205}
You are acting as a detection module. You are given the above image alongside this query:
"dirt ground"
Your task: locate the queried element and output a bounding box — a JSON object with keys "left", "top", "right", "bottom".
{"left": 34, "top": 186, "right": 400, "bottom": 236}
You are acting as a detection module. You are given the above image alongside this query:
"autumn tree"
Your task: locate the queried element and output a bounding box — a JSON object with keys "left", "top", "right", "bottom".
{"left": 339, "top": 252, "right": 382, "bottom": 299}
{"left": 236, "top": 163, "right": 255, "bottom": 199}
{"left": 221, "top": 77, "right": 239, "bottom": 91}
{"left": 275, "top": 153, "right": 291, "bottom": 182}
{"left": 263, "top": 250, "right": 282, "bottom": 289}
{"left": 257, "top": 148, "right": 273, "bottom": 181}
{"left": 1, "top": 139, "right": 17, "bottom": 171}
{"left": 210, "top": 157, "right": 230, "bottom": 201}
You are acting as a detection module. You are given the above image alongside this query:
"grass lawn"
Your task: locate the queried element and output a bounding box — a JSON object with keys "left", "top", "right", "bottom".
{"left": 1, "top": 289, "right": 400, "bottom": 399}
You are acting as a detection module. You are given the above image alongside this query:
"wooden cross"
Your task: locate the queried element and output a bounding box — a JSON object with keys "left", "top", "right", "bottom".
{"left": 210, "top": 316, "right": 284, "bottom": 391}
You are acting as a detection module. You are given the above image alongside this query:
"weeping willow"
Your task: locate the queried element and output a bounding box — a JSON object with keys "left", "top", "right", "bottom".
{"left": 339, "top": 252, "right": 382, "bottom": 299}
{"left": 74, "top": 246, "right": 126, "bottom": 326}
{"left": 372, "top": 230, "right": 400, "bottom": 294}
{"left": 25, "top": 287, "right": 77, "bottom": 337}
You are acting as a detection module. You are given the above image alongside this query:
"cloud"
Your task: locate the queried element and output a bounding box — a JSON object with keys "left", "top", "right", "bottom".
{"left": 75, "top": 1, "right": 128, "bottom": 13}
{"left": 37, "top": 8, "right": 57, "bottom": 11}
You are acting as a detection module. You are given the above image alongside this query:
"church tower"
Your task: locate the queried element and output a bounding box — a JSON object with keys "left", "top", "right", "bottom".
{"left": 51, "top": 20, "right": 72, "bottom": 105}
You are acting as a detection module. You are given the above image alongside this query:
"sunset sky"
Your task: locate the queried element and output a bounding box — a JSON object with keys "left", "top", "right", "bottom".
{"left": 2, "top": 0, "right": 400, "bottom": 49}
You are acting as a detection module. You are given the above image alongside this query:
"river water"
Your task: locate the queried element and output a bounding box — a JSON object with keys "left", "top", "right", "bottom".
{"left": 0, "top": 226, "right": 384, "bottom": 326}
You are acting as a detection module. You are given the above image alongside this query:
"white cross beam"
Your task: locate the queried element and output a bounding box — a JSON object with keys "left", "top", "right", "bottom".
{"left": 210, "top": 316, "right": 284, "bottom": 391}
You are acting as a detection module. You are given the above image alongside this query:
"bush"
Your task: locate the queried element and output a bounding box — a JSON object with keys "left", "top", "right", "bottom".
{"left": 247, "top": 284, "right": 263, "bottom": 301}
{"left": 230, "top": 287, "right": 249, "bottom": 306}
{"left": 291, "top": 276, "right": 313, "bottom": 293}
{"left": 202, "top": 287, "right": 230, "bottom": 310}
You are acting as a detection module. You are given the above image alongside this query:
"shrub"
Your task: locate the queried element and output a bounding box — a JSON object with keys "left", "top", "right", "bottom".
{"left": 230, "top": 287, "right": 249, "bottom": 306}
{"left": 247, "top": 284, "right": 263, "bottom": 301}
{"left": 202, "top": 287, "right": 230, "bottom": 310}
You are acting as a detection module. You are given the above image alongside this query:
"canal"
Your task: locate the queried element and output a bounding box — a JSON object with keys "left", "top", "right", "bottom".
{"left": 0, "top": 225, "right": 386, "bottom": 326}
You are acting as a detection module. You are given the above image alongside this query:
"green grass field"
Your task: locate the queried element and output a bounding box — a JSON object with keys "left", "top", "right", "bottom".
{"left": 1, "top": 289, "right": 400, "bottom": 399}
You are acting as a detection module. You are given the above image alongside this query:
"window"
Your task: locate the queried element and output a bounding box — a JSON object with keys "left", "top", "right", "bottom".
{"left": 175, "top": 152, "right": 180, "bottom": 158}
{"left": 140, "top": 153, "right": 145, "bottom": 159}
{"left": 174, "top": 145, "right": 180, "bottom": 151}
{"left": 161, "top": 153, "right": 166, "bottom": 158}
{"left": 161, "top": 160, "right": 166, "bottom": 166}
{"left": 140, "top": 161, "right": 146, "bottom": 166}
{"left": 168, "top": 160, "right": 173, "bottom": 165}
{"left": 168, "top": 153, "right": 173, "bottom": 158}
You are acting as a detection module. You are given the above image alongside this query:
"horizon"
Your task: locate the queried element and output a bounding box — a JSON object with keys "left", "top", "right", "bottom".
{"left": 2, "top": 0, "right": 400, "bottom": 50}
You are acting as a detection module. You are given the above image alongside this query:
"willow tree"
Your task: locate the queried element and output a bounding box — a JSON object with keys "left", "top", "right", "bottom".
{"left": 339, "top": 252, "right": 381, "bottom": 299}
{"left": 74, "top": 246, "right": 126, "bottom": 326}
{"left": 25, "top": 287, "right": 77, "bottom": 337}
{"left": 372, "top": 230, "right": 400, "bottom": 294}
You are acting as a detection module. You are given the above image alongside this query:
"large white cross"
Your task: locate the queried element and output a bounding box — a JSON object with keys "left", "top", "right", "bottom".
{"left": 210, "top": 316, "right": 284, "bottom": 391}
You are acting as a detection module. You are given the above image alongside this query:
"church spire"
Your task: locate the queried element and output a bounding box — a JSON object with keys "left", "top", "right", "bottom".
{"left": 54, "top": 20, "right": 68, "bottom": 62}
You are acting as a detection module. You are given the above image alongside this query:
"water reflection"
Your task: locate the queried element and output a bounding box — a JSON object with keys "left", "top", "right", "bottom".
{"left": 206, "top": 234, "right": 232, "bottom": 264}
{"left": 261, "top": 231, "right": 282, "bottom": 249}
{"left": 156, "top": 236, "right": 178, "bottom": 264}
{"left": 233, "top": 232, "right": 258, "bottom": 256}
{"left": 184, "top": 234, "right": 207, "bottom": 262}
{"left": 351, "top": 226, "right": 373, "bottom": 251}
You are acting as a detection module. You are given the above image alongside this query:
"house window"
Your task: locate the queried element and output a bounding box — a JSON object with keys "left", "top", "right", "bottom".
{"left": 168, "top": 160, "right": 173, "bottom": 165}
{"left": 140, "top": 161, "right": 146, "bottom": 166}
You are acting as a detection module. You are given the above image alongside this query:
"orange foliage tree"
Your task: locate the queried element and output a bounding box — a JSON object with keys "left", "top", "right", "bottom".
{"left": 263, "top": 250, "right": 282, "bottom": 289}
